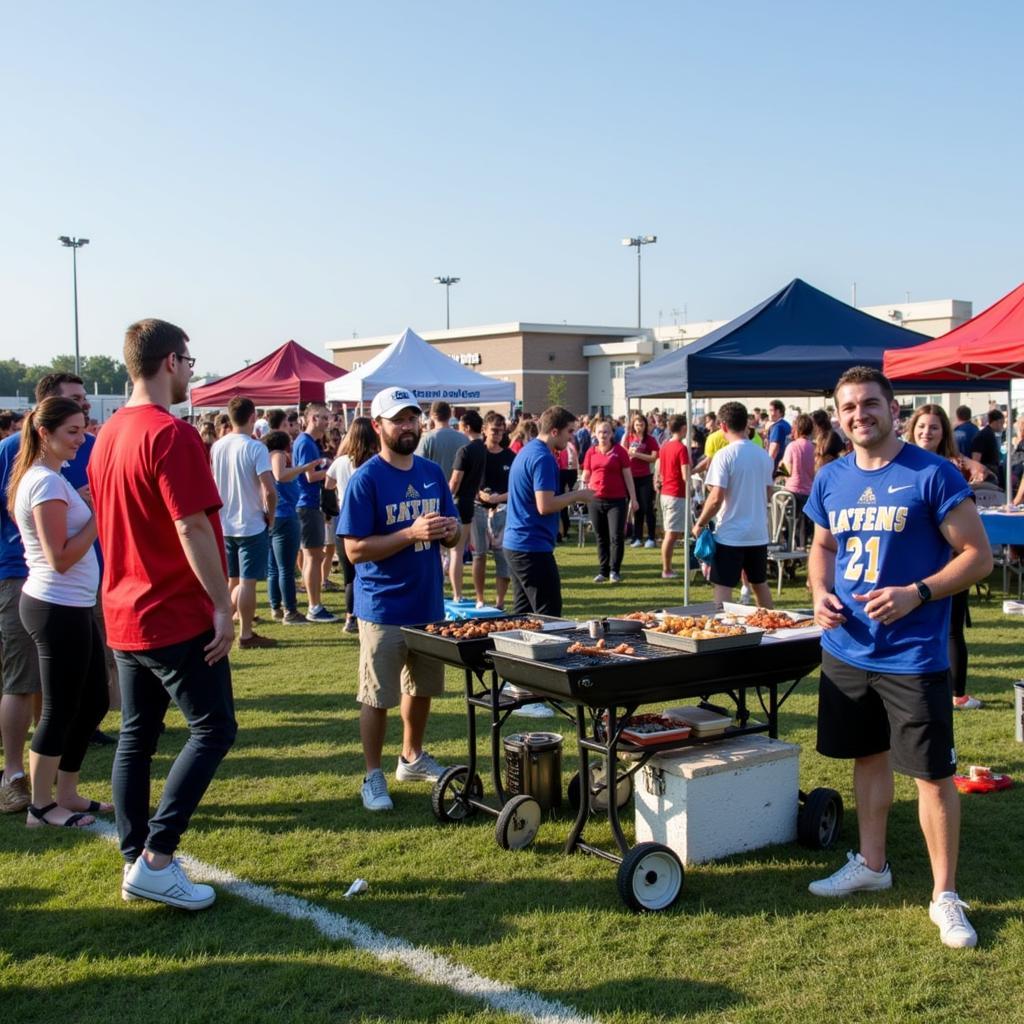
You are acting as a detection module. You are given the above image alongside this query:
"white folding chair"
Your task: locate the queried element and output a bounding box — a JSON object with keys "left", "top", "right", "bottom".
{"left": 766, "top": 490, "right": 808, "bottom": 596}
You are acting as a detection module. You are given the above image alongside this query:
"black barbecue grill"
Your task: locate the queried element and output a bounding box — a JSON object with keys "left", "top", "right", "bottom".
{"left": 402, "top": 609, "right": 838, "bottom": 913}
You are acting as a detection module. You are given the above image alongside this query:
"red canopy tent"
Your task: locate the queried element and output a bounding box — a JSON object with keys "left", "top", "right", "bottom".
{"left": 190, "top": 340, "right": 347, "bottom": 407}
{"left": 883, "top": 281, "right": 1024, "bottom": 382}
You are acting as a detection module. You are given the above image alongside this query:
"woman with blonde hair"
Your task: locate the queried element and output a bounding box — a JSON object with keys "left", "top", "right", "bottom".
{"left": 9, "top": 397, "right": 109, "bottom": 827}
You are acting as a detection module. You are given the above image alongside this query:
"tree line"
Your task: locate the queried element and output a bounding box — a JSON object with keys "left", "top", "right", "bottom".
{"left": 0, "top": 355, "right": 129, "bottom": 400}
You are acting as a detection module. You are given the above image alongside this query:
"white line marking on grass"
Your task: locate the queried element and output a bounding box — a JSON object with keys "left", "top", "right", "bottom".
{"left": 92, "top": 824, "right": 599, "bottom": 1024}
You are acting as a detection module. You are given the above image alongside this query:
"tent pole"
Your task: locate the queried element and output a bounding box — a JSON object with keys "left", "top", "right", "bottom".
{"left": 1007, "top": 387, "right": 1013, "bottom": 506}
{"left": 684, "top": 391, "right": 692, "bottom": 605}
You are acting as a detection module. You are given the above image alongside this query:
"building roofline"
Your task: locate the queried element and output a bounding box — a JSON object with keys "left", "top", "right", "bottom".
{"left": 324, "top": 322, "right": 652, "bottom": 352}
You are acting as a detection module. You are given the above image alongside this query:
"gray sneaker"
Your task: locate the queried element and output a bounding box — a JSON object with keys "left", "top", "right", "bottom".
{"left": 361, "top": 769, "right": 394, "bottom": 811}
{"left": 0, "top": 772, "right": 30, "bottom": 814}
{"left": 395, "top": 750, "right": 445, "bottom": 782}
{"left": 122, "top": 856, "right": 216, "bottom": 910}
{"left": 808, "top": 851, "right": 892, "bottom": 897}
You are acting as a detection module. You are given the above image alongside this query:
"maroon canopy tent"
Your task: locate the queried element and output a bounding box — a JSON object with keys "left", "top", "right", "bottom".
{"left": 190, "top": 340, "right": 347, "bottom": 407}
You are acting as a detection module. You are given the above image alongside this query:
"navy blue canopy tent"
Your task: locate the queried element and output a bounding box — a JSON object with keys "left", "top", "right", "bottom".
{"left": 624, "top": 278, "right": 983, "bottom": 399}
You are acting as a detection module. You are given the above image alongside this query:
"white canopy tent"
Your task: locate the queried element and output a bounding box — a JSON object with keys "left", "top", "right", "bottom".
{"left": 324, "top": 327, "right": 516, "bottom": 408}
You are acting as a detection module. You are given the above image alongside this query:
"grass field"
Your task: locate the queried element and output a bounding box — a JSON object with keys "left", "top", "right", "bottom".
{"left": 2, "top": 543, "right": 1023, "bottom": 1024}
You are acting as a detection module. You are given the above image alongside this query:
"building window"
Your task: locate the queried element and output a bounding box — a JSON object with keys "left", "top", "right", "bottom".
{"left": 610, "top": 360, "right": 634, "bottom": 380}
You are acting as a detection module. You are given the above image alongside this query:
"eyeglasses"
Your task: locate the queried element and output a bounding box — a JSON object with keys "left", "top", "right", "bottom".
{"left": 175, "top": 352, "right": 197, "bottom": 369}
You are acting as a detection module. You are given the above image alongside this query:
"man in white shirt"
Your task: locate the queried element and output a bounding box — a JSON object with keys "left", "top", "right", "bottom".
{"left": 211, "top": 397, "right": 277, "bottom": 649}
{"left": 691, "top": 401, "right": 774, "bottom": 607}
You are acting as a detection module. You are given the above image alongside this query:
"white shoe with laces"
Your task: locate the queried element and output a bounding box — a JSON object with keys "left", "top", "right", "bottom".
{"left": 929, "top": 891, "right": 978, "bottom": 948}
{"left": 361, "top": 769, "right": 394, "bottom": 811}
{"left": 122, "top": 855, "right": 216, "bottom": 910}
{"left": 952, "top": 694, "right": 983, "bottom": 709}
{"left": 395, "top": 750, "right": 445, "bottom": 782}
{"left": 808, "top": 851, "right": 892, "bottom": 897}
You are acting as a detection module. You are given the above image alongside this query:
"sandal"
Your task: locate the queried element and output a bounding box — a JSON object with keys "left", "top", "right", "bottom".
{"left": 26, "top": 801, "right": 94, "bottom": 829}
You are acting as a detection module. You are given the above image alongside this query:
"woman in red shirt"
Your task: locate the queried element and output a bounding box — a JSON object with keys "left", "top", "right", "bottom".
{"left": 625, "top": 412, "right": 659, "bottom": 548}
{"left": 581, "top": 419, "right": 638, "bottom": 583}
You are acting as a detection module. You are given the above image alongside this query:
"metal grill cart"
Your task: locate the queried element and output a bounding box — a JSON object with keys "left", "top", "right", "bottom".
{"left": 402, "top": 608, "right": 841, "bottom": 913}
{"left": 400, "top": 615, "right": 580, "bottom": 846}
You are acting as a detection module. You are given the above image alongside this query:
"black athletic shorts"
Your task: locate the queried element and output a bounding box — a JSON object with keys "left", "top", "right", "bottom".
{"left": 709, "top": 542, "right": 768, "bottom": 588}
{"left": 816, "top": 649, "right": 956, "bottom": 780}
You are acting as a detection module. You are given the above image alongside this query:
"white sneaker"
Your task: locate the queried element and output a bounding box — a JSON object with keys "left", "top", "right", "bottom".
{"left": 395, "top": 750, "right": 445, "bottom": 783}
{"left": 121, "top": 862, "right": 139, "bottom": 901}
{"left": 661, "top": 571, "right": 678, "bottom": 579}
{"left": 952, "top": 695, "right": 983, "bottom": 710}
{"left": 808, "top": 851, "right": 893, "bottom": 897}
{"left": 361, "top": 769, "right": 394, "bottom": 811}
{"left": 929, "top": 891, "right": 978, "bottom": 948}
{"left": 610, "top": 572, "right": 622, "bottom": 583}
{"left": 644, "top": 539, "right": 655, "bottom": 548}
{"left": 629, "top": 539, "right": 642, "bottom": 548}
{"left": 122, "top": 856, "right": 216, "bottom": 910}
{"left": 593, "top": 574, "right": 608, "bottom": 583}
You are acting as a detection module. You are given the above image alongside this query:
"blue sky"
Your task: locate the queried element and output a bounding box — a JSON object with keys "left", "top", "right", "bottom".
{"left": 2, "top": 1, "right": 1022, "bottom": 376}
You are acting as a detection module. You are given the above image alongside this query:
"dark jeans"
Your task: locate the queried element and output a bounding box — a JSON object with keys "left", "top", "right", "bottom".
{"left": 267, "top": 514, "right": 301, "bottom": 612}
{"left": 632, "top": 475, "right": 656, "bottom": 542}
{"left": 112, "top": 631, "right": 237, "bottom": 862}
{"left": 338, "top": 540, "right": 356, "bottom": 616}
{"left": 20, "top": 593, "right": 108, "bottom": 773}
{"left": 559, "top": 470, "right": 578, "bottom": 539}
{"left": 589, "top": 498, "right": 627, "bottom": 576}
{"left": 505, "top": 549, "right": 562, "bottom": 617}
{"left": 949, "top": 589, "right": 969, "bottom": 699}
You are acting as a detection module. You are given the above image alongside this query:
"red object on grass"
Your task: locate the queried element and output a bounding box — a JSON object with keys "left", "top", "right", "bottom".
{"left": 953, "top": 773, "right": 1014, "bottom": 794}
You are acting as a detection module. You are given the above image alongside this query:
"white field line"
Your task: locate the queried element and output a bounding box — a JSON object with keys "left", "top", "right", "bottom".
{"left": 92, "top": 823, "right": 599, "bottom": 1024}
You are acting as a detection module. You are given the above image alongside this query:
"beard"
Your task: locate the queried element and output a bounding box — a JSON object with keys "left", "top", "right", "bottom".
{"left": 172, "top": 378, "right": 189, "bottom": 405}
{"left": 383, "top": 429, "right": 419, "bottom": 455}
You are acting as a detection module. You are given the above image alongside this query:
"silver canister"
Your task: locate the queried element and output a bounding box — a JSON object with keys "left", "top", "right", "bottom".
{"left": 588, "top": 619, "right": 605, "bottom": 639}
{"left": 1015, "top": 681, "right": 1024, "bottom": 743}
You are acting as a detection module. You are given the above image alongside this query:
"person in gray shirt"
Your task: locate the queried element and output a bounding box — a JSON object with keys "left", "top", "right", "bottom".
{"left": 416, "top": 400, "right": 468, "bottom": 482}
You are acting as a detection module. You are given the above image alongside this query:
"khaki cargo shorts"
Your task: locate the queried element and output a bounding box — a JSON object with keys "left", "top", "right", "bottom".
{"left": 0, "top": 578, "right": 40, "bottom": 695}
{"left": 357, "top": 620, "right": 445, "bottom": 709}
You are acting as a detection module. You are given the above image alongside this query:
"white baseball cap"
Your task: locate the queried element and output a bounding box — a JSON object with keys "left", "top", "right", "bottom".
{"left": 371, "top": 386, "right": 420, "bottom": 421}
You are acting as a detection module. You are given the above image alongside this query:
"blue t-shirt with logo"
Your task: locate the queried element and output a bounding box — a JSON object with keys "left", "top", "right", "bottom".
{"left": 292, "top": 432, "right": 323, "bottom": 509}
{"left": 503, "top": 438, "right": 560, "bottom": 553}
{"left": 804, "top": 442, "right": 971, "bottom": 674}
{"left": 337, "top": 454, "right": 457, "bottom": 625}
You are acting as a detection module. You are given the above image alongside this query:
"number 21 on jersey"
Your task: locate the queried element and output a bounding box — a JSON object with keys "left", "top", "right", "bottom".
{"left": 843, "top": 536, "right": 880, "bottom": 584}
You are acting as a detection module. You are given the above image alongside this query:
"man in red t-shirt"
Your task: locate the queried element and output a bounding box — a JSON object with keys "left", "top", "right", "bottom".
{"left": 656, "top": 414, "right": 691, "bottom": 579}
{"left": 88, "top": 318, "right": 236, "bottom": 912}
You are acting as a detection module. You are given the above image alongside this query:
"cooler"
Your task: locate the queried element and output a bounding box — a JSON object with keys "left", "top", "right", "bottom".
{"left": 634, "top": 735, "right": 800, "bottom": 865}
{"left": 444, "top": 599, "right": 506, "bottom": 621}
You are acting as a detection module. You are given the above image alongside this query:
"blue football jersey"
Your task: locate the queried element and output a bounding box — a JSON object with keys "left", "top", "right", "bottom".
{"left": 804, "top": 443, "right": 971, "bottom": 673}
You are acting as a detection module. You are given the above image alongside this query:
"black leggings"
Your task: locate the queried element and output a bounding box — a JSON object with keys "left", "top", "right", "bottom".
{"left": 632, "top": 475, "right": 656, "bottom": 542}
{"left": 949, "top": 589, "right": 969, "bottom": 698}
{"left": 20, "top": 592, "right": 109, "bottom": 773}
{"left": 338, "top": 542, "right": 356, "bottom": 616}
{"left": 589, "top": 498, "right": 627, "bottom": 576}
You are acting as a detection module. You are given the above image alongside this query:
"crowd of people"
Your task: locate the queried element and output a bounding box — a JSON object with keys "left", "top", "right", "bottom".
{"left": 0, "top": 328, "right": 1005, "bottom": 947}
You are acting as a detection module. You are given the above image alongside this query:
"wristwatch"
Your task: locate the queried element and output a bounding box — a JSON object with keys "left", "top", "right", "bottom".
{"left": 913, "top": 580, "right": 932, "bottom": 604}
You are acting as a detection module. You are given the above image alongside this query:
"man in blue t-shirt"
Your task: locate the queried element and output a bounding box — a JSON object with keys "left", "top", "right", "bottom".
{"left": 339, "top": 386, "right": 460, "bottom": 813}
{"left": 292, "top": 404, "right": 333, "bottom": 622}
{"left": 952, "top": 405, "right": 978, "bottom": 458}
{"left": 503, "top": 406, "right": 594, "bottom": 616}
{"left": 766, "top": 399, "right": 791, "bottom": 472}
{"left": 804, "top": 366, "right": 992, "bottom": 949}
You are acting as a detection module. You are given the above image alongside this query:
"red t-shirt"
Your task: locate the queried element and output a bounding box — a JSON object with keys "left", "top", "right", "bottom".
{"left": 657, "top": 438, "right": 691, "bottom": 497}
{"left": 583, "top": 444, "right": 631, "bottom": 499}
{"left": 625, "top": 434, "right": 659, "bottom": 477}
{"left": 88, "top": 404, "right": 226, "bottom": 651}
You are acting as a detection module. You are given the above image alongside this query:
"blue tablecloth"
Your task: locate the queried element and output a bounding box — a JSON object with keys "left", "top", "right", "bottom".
{"left": 980, "top": 513, "right": 1024, "bottom": 546}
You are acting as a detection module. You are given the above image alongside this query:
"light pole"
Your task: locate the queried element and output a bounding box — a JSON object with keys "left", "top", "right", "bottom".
{"left": 433, "top": 275, "right": 460, "bottom": 329}
{"left": 621, "top": 235, "right": 656, "bottom": 328}
{"left": 58, "top": 236, "right": 90, "bottom": 374}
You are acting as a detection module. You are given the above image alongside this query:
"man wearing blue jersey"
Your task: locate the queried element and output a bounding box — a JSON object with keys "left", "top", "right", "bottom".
{"left": 804, "top": 366, "right": 992, "bottom": 948}
{"left": 339, "top": 386, "right": 460, "bottom": 812}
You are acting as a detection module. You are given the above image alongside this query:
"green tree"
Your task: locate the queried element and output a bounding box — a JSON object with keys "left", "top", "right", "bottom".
{"left": 81, "top": 355, "right": 128, "bottom": 394}
{"left": 50, "top": 354, "right": 78, "bottom": 374}
{"left": 0, "top": 359, "right": 27, "bottom": 396}
{"left": 546, "top": 375, "right": 567, "bottom": 408}
{"left": 18, "top": 365, "right": 53, "bottom": 400}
